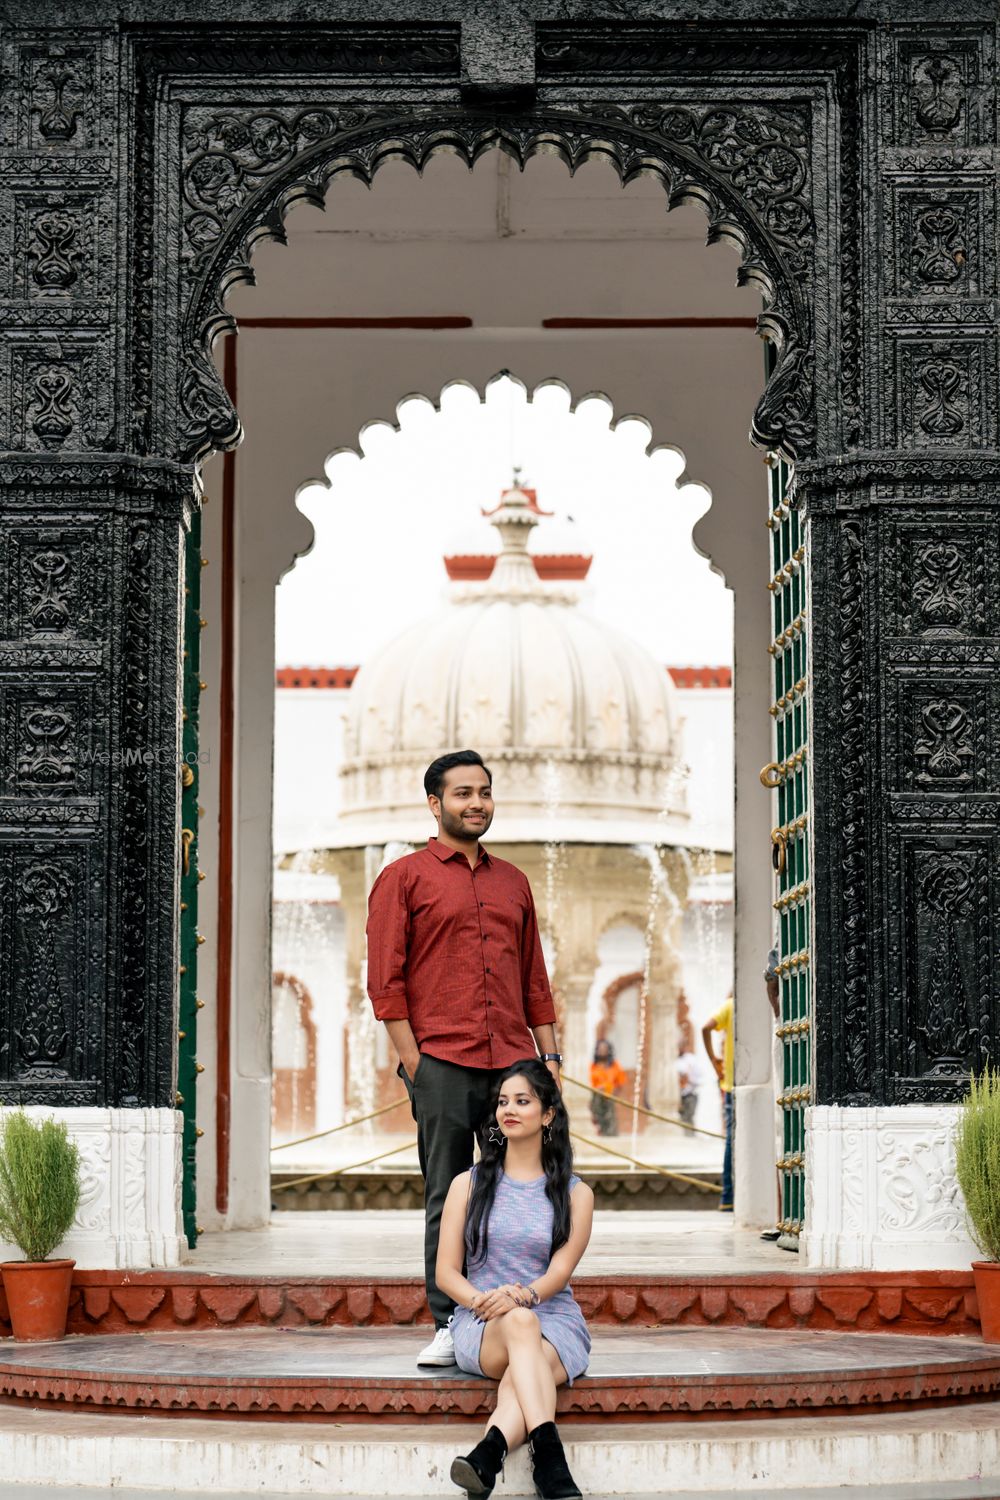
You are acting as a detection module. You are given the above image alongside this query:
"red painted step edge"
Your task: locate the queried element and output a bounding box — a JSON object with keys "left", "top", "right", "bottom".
{"left": 0, "top": 1272, "right": 976, "bottom": 1339}
{"left": 0, "top": 1355, "right": 996, "bottom": 1422}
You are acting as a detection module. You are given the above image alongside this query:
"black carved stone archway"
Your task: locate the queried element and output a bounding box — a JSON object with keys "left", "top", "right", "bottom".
{"left": 2, "top": 9, "right": 996, "bottom": 1270}
{"left": 173, "top": 104, "right": 819, "bottom": 463}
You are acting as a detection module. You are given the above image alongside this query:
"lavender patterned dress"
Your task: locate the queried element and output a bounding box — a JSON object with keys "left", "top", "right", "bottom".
{"left": 451, "top": 1168, "right": 591, "bottom": 1385}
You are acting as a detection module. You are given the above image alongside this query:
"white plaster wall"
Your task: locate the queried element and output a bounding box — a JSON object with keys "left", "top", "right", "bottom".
{"left": 677, "top": 687, "right": 734, "bottom": 852}
{"left": 200, "top": 148, "right": 774, "bottom": 1232}
{"left": 273, "top": 687, "right": 350, "bottom": 854}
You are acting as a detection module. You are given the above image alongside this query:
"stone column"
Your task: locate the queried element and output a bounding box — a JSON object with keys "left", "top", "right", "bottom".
{"left": 801, "top": 21, "right": 996, "bottom": 1269}
{"left": 0, "top": 456, "right": 194, "bottom": 1266}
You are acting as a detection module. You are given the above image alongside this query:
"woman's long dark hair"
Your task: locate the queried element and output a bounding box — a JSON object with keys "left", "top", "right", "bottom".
{"left": 466, "top": 1058, "right": 573, "bottom": 1268}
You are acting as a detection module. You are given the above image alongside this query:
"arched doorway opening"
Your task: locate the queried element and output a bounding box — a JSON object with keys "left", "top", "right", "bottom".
{"left": 191, "top": 132, "right": 803, "bottom": 1254}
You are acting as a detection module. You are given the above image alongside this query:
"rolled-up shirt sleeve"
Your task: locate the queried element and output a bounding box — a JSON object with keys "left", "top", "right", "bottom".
{"left": 366, "top": 863, "right": 411, "bottom": 1021}
{"left": 520, "top": 885, "right": 556, "bottom": 1027}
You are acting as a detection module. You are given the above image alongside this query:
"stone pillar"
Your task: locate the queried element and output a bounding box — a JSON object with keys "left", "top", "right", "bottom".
{"left": 0, "top": 456, "right": 193, "bottom": 1266}
{"left": 800, "top": 21, "right": 996, "bottom": 1268}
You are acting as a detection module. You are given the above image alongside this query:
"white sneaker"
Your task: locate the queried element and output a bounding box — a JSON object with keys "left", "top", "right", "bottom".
{"left": 417, "top": 1316, "right": 456, "bottom": 1366}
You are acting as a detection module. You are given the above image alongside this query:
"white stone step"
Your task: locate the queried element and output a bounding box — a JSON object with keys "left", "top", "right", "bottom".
{"left": 5, "top": 1488, "right": 997, "bottom": 1500}
{"left": 1, "top": 1403, "right": 999, "bottom": 1495}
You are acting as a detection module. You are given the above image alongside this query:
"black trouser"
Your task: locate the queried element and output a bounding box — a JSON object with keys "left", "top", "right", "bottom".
{"left": 399, "top": 1053, "right": 505, "bottom": 1328}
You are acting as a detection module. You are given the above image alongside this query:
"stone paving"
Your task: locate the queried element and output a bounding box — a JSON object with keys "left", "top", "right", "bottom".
{"left": 191, "top": 1209, "right": 794, "bottom": 1276}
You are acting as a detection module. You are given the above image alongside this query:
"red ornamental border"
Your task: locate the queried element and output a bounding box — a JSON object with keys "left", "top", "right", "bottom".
{"left": 0, "top": 1359, "right": 996, "bottom": 1421}
{"left": 3, "top": 1272, "right": 978, "bottom": 1339}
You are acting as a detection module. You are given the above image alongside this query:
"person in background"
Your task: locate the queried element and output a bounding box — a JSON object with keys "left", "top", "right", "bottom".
{"left": 588, "top": 1037, "right": 627, "bottom": 1136}
{"left": 675, "top": 1040, "right": 702, "bottom": 1127}
{"left": 702, "top": 995, "right": 734, "bottom": 1212}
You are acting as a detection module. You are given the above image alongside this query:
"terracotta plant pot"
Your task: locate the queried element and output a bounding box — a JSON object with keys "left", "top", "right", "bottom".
{"left": 1, "top": 1258, "right": 75, "bottom": 1342}
{"left": 972, "top": 1261, "right": 1000, "bottom": 1344}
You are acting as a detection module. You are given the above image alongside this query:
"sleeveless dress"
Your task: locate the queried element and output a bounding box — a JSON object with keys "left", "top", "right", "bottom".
{"left": 451, "top": 1169, "right": 591, "bottom": 1385}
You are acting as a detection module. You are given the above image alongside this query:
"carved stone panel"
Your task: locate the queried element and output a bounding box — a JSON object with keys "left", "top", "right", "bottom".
{"left": 890, "top": 38, "right": 993, "bottom": 149}
{"left": 889, "top": 521, "right": 995, "bottom": 639}
{"left": 0, "top": 681, "right": 105, "bottom": 810}
{"left": 893, "top": 189, "right": 986, "bottom": 298}
{"left": 12, "top": 195, "right": 99, "bottom": 303}
{"left": 888, "top": 838, "right": 995, "bottom": 1098}
{"left": 895, "top": 339, "right": 991, "bottom": 450}
{"left": 4, "top": 338, "right": 111, "bottom": 454}
{"left": 889, "top": 674, "right": 992, "bottom": 792}
{"left": 0, "top": 839, "right": 103, "bottom": 1102}
{"left": 17, "top": 47, "right": 96, "bottom": 150}
{"left": 4, "top": 524, "right": 107, "bottom": 643}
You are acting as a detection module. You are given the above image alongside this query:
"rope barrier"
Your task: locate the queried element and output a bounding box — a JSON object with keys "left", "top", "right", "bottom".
{"left": 271, "top": 1139, "right": 417, "bottom": 1193}
{"left": 561, "top": 1073, "right": 725, "bottom": 1141}
{"left": 271, "top": 1132, "right": 721, "bottom": 1196}
{"left": 569, "top": 1130, "right": 722, "bottom": 1193}
{"left": 270, "top": 1097, "right": 411, "bottom": 1153}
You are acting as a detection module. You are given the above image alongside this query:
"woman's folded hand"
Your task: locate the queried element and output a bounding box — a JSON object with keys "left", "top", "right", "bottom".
{"left": 474, "top": 1284, "right": 526, "bottom": 1320}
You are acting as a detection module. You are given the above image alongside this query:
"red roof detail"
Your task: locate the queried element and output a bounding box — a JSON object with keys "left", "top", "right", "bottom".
{"left": 444, "top": 554, "right": 496, "bottom": 581}
{"left": 443, "top": 552, "right": 594, "bottom": 581}
{"left": 668, "top": 666, "right": 733, "bottom": 690}
{"left": 275, "top": 666, "right": 359, "bottom": 690}
{"left": 532, "top": 553, "right": 592, "bottom": 581}
{"left": 276, "top": 664, "right": 733, "bottom": 690}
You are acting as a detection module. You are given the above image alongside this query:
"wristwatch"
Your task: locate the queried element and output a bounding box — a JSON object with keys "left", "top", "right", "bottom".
{"left": 541, "top": 1052, "right": 562, "bottom": 1064}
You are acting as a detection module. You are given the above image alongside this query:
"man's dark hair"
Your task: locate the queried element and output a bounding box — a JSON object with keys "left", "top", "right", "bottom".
{"left": 424, "top": 750, "right": 492, "bottom": 801}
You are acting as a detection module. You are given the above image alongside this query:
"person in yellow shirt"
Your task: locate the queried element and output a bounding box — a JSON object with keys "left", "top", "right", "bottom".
{"left": 702, "top": 997, "right": 734, "bottom": 1211}
{"left": 589, "top": 1038, "right": 627, "bottom": 1136}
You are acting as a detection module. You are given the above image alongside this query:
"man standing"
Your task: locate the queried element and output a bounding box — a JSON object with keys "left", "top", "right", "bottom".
{"left": 702, "top": 995, "right": 734, "bottom": 1212}
{"left": 366, "top": 749, "right": 562, "bottom": 1366}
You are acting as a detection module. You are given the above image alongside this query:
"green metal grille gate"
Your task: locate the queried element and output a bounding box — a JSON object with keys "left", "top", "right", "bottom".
{"left": 178, "top": 510, "right": 204, "bottom": 1248}
{"left": 763, "top": 449, "right": 810, "bottom": 1241}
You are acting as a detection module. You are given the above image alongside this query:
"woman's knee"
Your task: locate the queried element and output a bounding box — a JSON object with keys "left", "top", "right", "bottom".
{"left": 502, "top": 1306, "right": 541, "bottom": 1340}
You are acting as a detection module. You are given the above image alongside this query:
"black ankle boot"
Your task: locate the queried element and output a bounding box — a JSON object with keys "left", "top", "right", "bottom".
{"left": 527, "top": 1421, "right": 582, "bottom": 1499}
{"left": 450, "top": 1423, "right": 507, "bottom": 1496}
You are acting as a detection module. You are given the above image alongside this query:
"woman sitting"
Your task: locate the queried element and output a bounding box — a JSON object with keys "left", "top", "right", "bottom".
{"left": 436, "top": 1058, "right": 594, "bottom": 1499}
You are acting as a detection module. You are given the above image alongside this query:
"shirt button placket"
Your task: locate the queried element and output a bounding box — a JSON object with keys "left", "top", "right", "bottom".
{"left": 475, "top": 867, "right": 492, "bottom": 1065}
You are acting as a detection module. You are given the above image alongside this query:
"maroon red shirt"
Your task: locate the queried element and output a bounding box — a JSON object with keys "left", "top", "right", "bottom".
{"left": 366, "top": 838, "right": 556, "bottom": 1070}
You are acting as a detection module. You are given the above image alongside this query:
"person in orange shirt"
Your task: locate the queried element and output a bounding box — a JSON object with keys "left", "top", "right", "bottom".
{"left": 589, "top": 1039, "right": 627, "bottom": 1136}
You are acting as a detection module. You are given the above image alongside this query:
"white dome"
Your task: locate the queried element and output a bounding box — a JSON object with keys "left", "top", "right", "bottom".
{"left": 336, "top": 488, "right": 687, "bottom": 845}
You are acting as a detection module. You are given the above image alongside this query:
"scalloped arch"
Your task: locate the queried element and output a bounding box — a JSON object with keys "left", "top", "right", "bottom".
{"left": 177, "top": 104, "right": 816, "bottom": 466}
{"left": 276, "top": 370, "right": 727, "bottom": 591}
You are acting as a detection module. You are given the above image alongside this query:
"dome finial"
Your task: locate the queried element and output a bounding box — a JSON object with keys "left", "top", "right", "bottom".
{"left": 486, "top": 476, "right": 542, "bottom": 590}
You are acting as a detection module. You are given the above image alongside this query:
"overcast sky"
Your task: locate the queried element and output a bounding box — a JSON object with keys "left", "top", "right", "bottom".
{"left": 275, "top": 377, "right": 733, "bottom": 669}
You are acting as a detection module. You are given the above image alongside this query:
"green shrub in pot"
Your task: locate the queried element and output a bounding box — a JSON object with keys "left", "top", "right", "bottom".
{"left": 955, "top": 1068, "right": 1000, "bottom": 1343}
{"left": 0, "top": 1112, "right": 82, "bottom": 1340}
{"left": 0, "top": 1111, "right": 80, "bottom": 1263}
{"left": 955, "top": 1067, "right": 1000, "bottom": 1263}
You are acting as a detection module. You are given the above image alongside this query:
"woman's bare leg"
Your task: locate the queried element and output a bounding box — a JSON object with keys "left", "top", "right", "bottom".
{"left": 488, "top": 1367, "right": 526, "bottom": 1452}
{"left": 479, "top": 1310, "right": 568, "bottom": 1437}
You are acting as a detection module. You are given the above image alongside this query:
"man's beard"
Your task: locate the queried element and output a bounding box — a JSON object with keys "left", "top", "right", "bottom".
{"left": 440, "top": 807, "right": 493, "bottom": 841}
